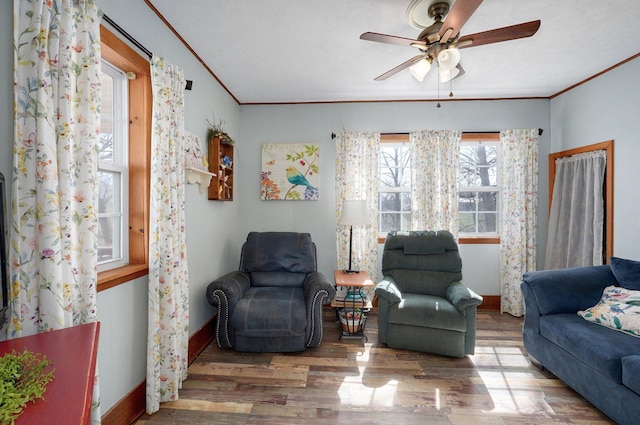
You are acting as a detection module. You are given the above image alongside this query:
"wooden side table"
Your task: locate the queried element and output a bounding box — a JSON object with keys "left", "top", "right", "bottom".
{"left": 331, "top": 270, "right": 373, "bottom": 341}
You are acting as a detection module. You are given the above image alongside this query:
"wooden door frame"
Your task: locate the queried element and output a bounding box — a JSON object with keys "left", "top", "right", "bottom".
{"left": 548, "top": 140, "right": 614, "bottom": 263}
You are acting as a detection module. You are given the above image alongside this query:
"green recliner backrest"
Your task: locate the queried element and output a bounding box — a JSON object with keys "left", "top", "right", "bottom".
{"left": 382, "top": 230, "right": 462, "bottom": 298}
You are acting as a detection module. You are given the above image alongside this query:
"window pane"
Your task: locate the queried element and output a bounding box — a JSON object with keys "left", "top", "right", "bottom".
{"left": 99, "top": 130, "right": 114, "bottom": 162}
{"left": 379, "top": 145, "right": 410, "bottom": 187}
{"left": 380, "top": 212, "right": 400, "bottom": 233}
{"left": 380, "top": 192, "right": 406, "bottom": 212}
{"left": 98, "top": 170, "right": 122, "bottom": 265}
{"left": 459, "top": 144, "right": 498, "bottom": 187}
{"left": 459, "top": 212, "right": 476, "bottom": 233}
{"left": 379, "top": 167, "right": 411, "bottom": 187}
{"left": 400, "top": 192, "right": 411, "bottom": 210}
{"left": 100, "top": 71, "right": 115, "bottom": 163}
{"left": 478, "top": 212, "right": 498, "bottom": 233}
{"left": 98, "top": 216, "right": 121, "bottom": 262}
{"left": 459, "top": 191, "right": 476, "bottom": 211}
{"left": 98, "top": 171, "right": 121, "bottom": 213}
{"left": 477, "top": 191, "right": 497, "bottom": 212}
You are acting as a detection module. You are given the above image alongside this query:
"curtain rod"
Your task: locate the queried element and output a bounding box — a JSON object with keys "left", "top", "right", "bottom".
{"left": 102, "top": 14, "right": 153, "bottom": 59}
{"left": 331, "top": 128, "right": 543, "bottom": 139}
{"left": 102, "top": 14, "right": 193, "bottom": 90}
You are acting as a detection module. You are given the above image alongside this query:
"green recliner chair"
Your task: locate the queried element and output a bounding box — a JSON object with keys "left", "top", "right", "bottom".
{"left": 375, "top": 230, "right": 483, "bottom": 357}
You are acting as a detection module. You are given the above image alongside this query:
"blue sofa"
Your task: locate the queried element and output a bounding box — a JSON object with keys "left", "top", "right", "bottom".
{"left": 521, "top": 261, "right": 640, "bottom": 425}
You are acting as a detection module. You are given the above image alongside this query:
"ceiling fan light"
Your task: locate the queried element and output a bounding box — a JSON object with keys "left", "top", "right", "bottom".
{"left": 439, "top": 66, "right": 460, "bottom": 83}
{"left": 409, "top": 58, "right": 431, "bottom": 82}
{"left": 437, "top": 47, "right": 460, "bottom": 71}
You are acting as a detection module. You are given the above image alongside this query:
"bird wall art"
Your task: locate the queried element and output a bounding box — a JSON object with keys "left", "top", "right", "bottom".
{"left": 261, "top": 143, "right": 320, "bottom": 200}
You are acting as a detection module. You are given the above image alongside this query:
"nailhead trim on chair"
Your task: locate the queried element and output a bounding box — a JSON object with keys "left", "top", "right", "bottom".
{"left": 306, "top": 289, "right": 329, "bottom": 347}
{"left": 211, "top": 289, "right": 232, "bottom": 348}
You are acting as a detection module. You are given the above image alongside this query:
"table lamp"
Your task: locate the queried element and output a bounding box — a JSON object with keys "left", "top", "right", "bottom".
{"left": 338, "top": 200, "right": 370, "bottom": 274}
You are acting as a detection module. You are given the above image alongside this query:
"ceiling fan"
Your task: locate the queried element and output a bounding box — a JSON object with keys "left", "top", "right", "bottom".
{"left": 360, "top": 0, "right": 541, "bottom": 83}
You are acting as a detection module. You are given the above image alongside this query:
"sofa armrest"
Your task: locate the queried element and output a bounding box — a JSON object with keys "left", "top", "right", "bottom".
{"left": 303, "top": 272, "right": 335, "bottom": 348}
{"left": 522, "top": 265, "right": 617, "bottom": 315}
{"left": 446, "top": 282, "right": 483, "bottom": 312}
{"left": 375, "top": 277, "right": 402, "bottom": 304}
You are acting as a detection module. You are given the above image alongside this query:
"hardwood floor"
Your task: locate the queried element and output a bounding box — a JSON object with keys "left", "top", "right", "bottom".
{"left": 134, "top": 310, "right": 614, "bottom": 424}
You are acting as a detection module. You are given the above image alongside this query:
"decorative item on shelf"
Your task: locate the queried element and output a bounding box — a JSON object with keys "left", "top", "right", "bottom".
{"left": 338, "top": 200, "right": 370, "bottom": 274}
{"left": 184, "top": 130, "right": 216, "bottom": 193}
{"left": 205, "top": 115, "right": 234, "bottom": 201}
{"left": 206, "top": 117, "right": 234, "bottom": 146}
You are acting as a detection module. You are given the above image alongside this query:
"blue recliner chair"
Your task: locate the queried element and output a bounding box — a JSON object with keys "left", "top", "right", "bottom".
{"left": 206, "top": 232, "right": 335, "bottom": 352}
{"left": 375, "top": 230, "right": 483, "bottom": 357}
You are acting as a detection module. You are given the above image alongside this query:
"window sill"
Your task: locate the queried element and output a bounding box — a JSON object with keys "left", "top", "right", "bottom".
{"left": 378, "top": 236, "right": 500, "bottom": 245}
{"left": 458, "top": 237, "right": 500, "bottom": 244}
{"left": 98, "top": 263, "right": 148, "bottom": 292}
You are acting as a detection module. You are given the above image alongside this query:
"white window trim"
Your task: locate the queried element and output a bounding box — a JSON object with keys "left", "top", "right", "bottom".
{"left": 458, "top": 139, "right": 500, "bottom": 237}
{"left": 98, "top": 60, "right": 129, "bottom": 272}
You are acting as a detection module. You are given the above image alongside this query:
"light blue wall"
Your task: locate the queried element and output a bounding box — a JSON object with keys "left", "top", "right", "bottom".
{"left": 2, "top": 0, "right": 638, "bottom": 418}
{"left": 550, "top": 56, "right": 640, "bottom": 259}
{"left": 237, "top": 100, "right": 550, "bottom": 295}
{"left": 1, "top": 0, "right": 241, "bottom": 413}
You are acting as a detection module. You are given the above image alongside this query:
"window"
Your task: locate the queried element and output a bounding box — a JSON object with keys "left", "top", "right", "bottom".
{"left": 98, "top": 61, "right": 129, "bottom": 271}
{"left": 377, "top": 133, "right": 500, "bottom": 243}
{"left": 458, "top": 133, "right": 500, "bottom": 238}
{"left": 378, "top": 135, "right": 411, "bottom": 236}
{"left": 98, "top": 25, "right": 151, "bottom": 291}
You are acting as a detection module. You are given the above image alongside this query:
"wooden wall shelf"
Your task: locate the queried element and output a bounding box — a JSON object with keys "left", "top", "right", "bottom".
{"left": 207, "top": 137, "right": 234, "bottom": 201}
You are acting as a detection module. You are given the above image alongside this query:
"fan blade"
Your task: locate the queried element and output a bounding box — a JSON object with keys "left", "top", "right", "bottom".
{"left": 360, "top": 32, "right": 426, "bottom": 49}
{"left": 438, "top": 0, "right": 483, "bottom": 41}
{"left": 453, "top": 63, "right": 465, "bottom": 80}
{"left": 374, "top": 55, "right": 426, "bottom": 81}
{"left": 457, "top": 20, "right": 541, "bottom": 49}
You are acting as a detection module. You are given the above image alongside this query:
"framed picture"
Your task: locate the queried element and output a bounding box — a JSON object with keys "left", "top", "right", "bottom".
{"left": 261, "top": 143, "right": 319, "bottom": 200}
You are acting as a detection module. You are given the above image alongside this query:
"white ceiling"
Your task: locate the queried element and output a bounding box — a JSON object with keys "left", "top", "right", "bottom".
{"left": 146, "top": 0, "right": 640, "bottom": 104}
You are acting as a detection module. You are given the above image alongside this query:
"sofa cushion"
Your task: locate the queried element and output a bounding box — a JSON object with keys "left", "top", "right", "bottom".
{"left": 231, "top": 287, "right": 306, "bottom": 337}
{"left": 622, "top": 355, "right": 640, "bottom": 395}
{"left": 540, "top": 314, "right": 640, "bottom": 383}
{"left": 578, "top": 285, "right": 640, "bottom": 337}
{"left": 388, "top": 293, "right": 466, "bottom": 332}
{"left": 610, "top": 257, "right": 640, "bottom": 290}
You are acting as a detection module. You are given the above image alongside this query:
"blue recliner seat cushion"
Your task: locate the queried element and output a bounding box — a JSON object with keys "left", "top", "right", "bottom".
{"left": 231, "top": 287, "right": 306, "bottom": 337}
{"left": 388, "top": 293, "right": 466, "bottom": 332}
{"left": 540, "top": 314, "right": 640, "bottom": 383}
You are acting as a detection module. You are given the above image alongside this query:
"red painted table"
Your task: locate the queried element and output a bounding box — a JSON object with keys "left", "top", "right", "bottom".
{"left": 0, "top": 322, "right": 100, "bottom": 425}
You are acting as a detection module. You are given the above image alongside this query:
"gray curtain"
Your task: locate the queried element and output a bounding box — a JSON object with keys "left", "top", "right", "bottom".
{"left": 544, "top": 150, "right": 607, "bottom": 269}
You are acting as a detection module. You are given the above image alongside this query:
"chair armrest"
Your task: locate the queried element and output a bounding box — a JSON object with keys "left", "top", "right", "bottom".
{"left": 375, "top": 277, "right": 402, "bottom": 304}
{"left": 303, "top": 272, "right": 335, "bottom": 348}
{"left": 206, "top": 271, "right": 250, "bottom": 349}
{"left": 446, "top": 282, "right": 483, "bottom": 311}
{"left": 522, "top": 265, "right": 616, "bottom": 315}
{"left": 303, "top": 272, "right": 336, "bottom": 301}
{"left": 206, "top": 271, "right": 250, "bottom": 309}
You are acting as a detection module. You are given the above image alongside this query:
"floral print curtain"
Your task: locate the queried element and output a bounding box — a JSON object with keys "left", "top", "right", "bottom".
{"left": 499, "top": 129, "right": 539, "bottom": 317}
{"left": 409, "top": 130, "right": 461, "bottom": 236}
{"left": 335, "top": 132, "right": 380, "bottom": 284}
{"left": 146, "top": 55, "right": 190, "bottom": 414}
{"left": 11, "top": 0, "right": 102, "bottom": 421}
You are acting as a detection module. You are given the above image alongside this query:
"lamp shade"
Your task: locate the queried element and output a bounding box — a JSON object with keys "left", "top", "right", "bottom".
{"left": 409, "top": 58, "right": 431, "bottom": 82}
{"left": 439, "top": 66, "right": 460, "bottom": 83}
{"left": 437, "top": 47, "right": 461, "bottom": 72}
{"left": 338, "top": 200, "right": 369, "bottom": 226}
